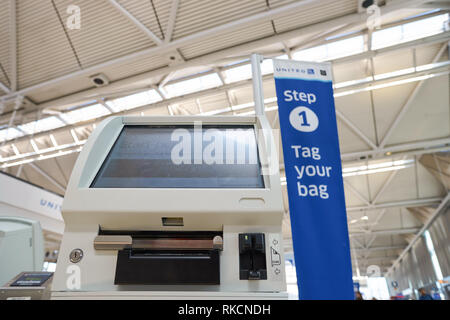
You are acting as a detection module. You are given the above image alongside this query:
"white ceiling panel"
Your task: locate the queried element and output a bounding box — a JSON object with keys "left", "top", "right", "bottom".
{"left": 335, "top": 91, "right": 377, "bottom": 147}
{"left": 375, "top": 166, "right": 438, "bottom": 203}
{"left": 371, "top": 82, "right": 417, "bottom": 143}
{"left": 272, "top": 0, "right": 357, "bottom": 33}
{"left": 337, "top": 118, "right": 372, "bottom": 153}
{"left": 17, "top": 0, "right": 81, "bottom": 89}
{"left": 53, "top": 0, "right": 154, "bottom": 68}
{"left": 179, "top": 22, "right": 275, "bottom": 59}
{"left": 0, "top": 0, "right": 11, "bottom": 91}
{"left": 172, "top": 0, "right": 268, "bottom": 40}
{"left": 117, "top": 0, "right": 171, "bottom": 40}
{"left": 387, "top": 75, "right": 450, "bottom": 145}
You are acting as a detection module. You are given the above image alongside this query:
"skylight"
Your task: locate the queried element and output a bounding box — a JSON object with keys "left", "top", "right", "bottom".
{"left": 0, "top": 127, "right": 24, "bottom": 142}
{"left": 293, "top": 35, "right": 365, "bottom": 62}
{"left": 293, "top": 44, "right": 328, "bottom": 62}
{"left": 223, "top": 64, "right": 252, "bottom": 83}
{"left": 18, "top": 116, "right": 65, "bottom": 135}
{"left": 342, "top": 159, "right": 414, "bottom": 177}
{"left": 223, "top": 55, "right": 286, "bottom": 83}
{"left": 424, "top": 230, "right": 444, "bottom": 281}
{"left": 61, "top": 104, "right": 111, "bottom": 124}
{"left": 372, "top": 13, "right": 449, "bottom": 49}
{"left": 371, "top": 25, "right": 403, "bottom": 50}
{"left": 106, "top": 89, "right": 162, "bottom": 112}
{"left": 163, "top": 73, "right": 222, "bottom": 97}
{"left": 327, "top": 36, "right": 365, "bottom": 60}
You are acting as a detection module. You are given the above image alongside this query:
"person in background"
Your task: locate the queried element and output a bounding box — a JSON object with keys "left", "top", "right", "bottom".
{"left": 355, "top": 291, "right": 364, "bottom": 300}
{"left": 418, "top": 288, "right": 433, "bottom": 300}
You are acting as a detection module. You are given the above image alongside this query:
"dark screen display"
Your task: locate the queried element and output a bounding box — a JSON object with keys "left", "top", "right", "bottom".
{"left": 90, "top": 125, "right": 265, "bottom": 188}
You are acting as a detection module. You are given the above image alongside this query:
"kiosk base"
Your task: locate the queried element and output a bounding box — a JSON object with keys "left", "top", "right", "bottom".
{"left": 51, "top": 291, "right": 288, "bottom": 300}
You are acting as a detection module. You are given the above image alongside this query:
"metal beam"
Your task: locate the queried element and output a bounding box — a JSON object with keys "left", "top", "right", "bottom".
{"left": 2, "top": 74, "right": 275, "bottom": 146}
{"left": 1, "top": 96, "right": 23, "bottom": 148}
{"left": 347, "top": 197, "right": 443, "bottom": 212}
{"left": 341, "top": 137, "right": 450, "bottom": 161}
{"left": 108, "top": 0, "right": 163, "bottom": 45}
{"left": 1, "top": 129, "right": 449, "bottom": 172}
{"left": 335, "top": 62, "right": 450, "bottom": 96}
{"left": 0, "top": 81, "right": 10, "bottom": 94}
{"left": 353, "top": 245, "right": 404, "bottom": 253}
{"left": 370, "top": 209, "right": 388, "bottom": 231}
{"left": 28, "top": 162, "right": 65, "bottom": 194}
{"left": 23, "top": 50, "right": 449, "bottom": 128}
{"left": 9, "top": 0, "right": 17, "bottom": 92}
{"left": 0, "top": 0, "right": 425, "bottom": 105}
{"left": 418, "top": 1, "right": 450, "bottom": 9}
{"left": 1, "top": 140, "right": 84, "bottom": 169}
{"left": 354, "top": 255, "right": 398, "bottom": 262}
{"left": 332, "top": 30, "right": 450, "bottom": 65}
{"left": 350, "top": 227, "right": 420, "bottom": 237}
{"left": 165, "top": 0, "right": 179, "bottom": 43}
{"left": 3, "top": 59, "right": 450, "bottom": 148}
{"left": 387, "top": 192, "right": 450, "bottom": 274}
{"left": 379, "top": 43, "right": 448, "bottom": 148}
{"left": 344, "top": 180, "right": 371, "bottom": 205}
{"left": 372, "top": 158, "right": 406, "bottom": 204}
{"left": 16, "top": 164, "right": 23, "bottom": 178}
{"left": 336, "top": 109, "right": 377, "bottom": 150}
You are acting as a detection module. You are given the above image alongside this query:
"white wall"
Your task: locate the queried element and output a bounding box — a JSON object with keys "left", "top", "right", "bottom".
{"left": 0, "top": 173, "right": 64, "bottom": 235}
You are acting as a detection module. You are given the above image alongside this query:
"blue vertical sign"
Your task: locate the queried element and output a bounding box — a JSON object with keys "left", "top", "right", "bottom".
{"left": 273, "top": 59, "right": 353, "bottom": 300}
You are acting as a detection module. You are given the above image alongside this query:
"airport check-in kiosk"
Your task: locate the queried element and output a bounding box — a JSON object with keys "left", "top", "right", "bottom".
{"left": 52, "top": 115, "right": 287, "bottom": 299}
{"left": 0, "top": 217, "right": 44, "bottom": 286}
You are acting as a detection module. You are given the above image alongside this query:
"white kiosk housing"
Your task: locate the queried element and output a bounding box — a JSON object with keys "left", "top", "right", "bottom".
{"left": 52, "top": 55, "right": 286, "bottom": 299}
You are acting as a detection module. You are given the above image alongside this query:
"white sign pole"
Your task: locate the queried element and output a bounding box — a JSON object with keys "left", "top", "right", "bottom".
{"left": 251, "top": 53, "right": 265, "bottom": 116}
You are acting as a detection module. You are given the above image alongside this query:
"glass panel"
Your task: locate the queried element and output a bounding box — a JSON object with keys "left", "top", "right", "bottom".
{"left": 372, "top": 13, "right": 448, "bottom": 49}
{"left": 372, "top": 25, "right": 403, "bottom": 50}
{"left": 106, "top": 90, "right": 162, "bottom": 112}
{"left": 91, "top": 125, "right": 265, "bottom": 189}
{"left": 293, "top": 44, "right": 327, "bottom": 62}
{"left": 327, "top": 35, "right": 364, "bottom": 59}
{"left": 402, "top": 14, "right": 448, "bottom": 42}
{"left": 0, "top": 128, "right": 24, "bottom": 142}
{"left": 61, "top": 104, "right": 110, "bottom": 124}
{"left": 19, "top": 117, "right": 65, "bottom": 135}
{"left": 164, "top": 74, "right": 222, "bottom": 97}
{"left": 223, "top": 64, "right": 252, "bottom": 83}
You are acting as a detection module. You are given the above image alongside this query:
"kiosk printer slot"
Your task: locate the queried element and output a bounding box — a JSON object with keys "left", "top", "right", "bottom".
{"left": 52, "top": 115, "right": 287, "bottom": 299}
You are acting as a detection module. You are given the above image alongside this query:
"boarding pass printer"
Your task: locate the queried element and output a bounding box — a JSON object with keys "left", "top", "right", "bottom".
{"left": 51, "top": 115, "right": 287, "bottom": 299}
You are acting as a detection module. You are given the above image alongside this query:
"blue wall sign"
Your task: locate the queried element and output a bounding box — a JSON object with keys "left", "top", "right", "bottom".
{"left": 273, "top": 59, "right": 353, "bottom": 300}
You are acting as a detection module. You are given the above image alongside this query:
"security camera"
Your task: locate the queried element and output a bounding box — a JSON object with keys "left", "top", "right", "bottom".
{"left": 89, "top": 73, "right": 109, "bottom": 87}
{"left": 362, "top": 0, "right": 374, "bottom": 8}
{"left": 358, "top": 0, "right": 379, "bottom": 12}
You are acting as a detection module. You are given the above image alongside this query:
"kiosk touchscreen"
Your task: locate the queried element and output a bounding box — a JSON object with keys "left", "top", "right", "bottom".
{"left": 51, "top": 115, "right": 287, "bottom": 299}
